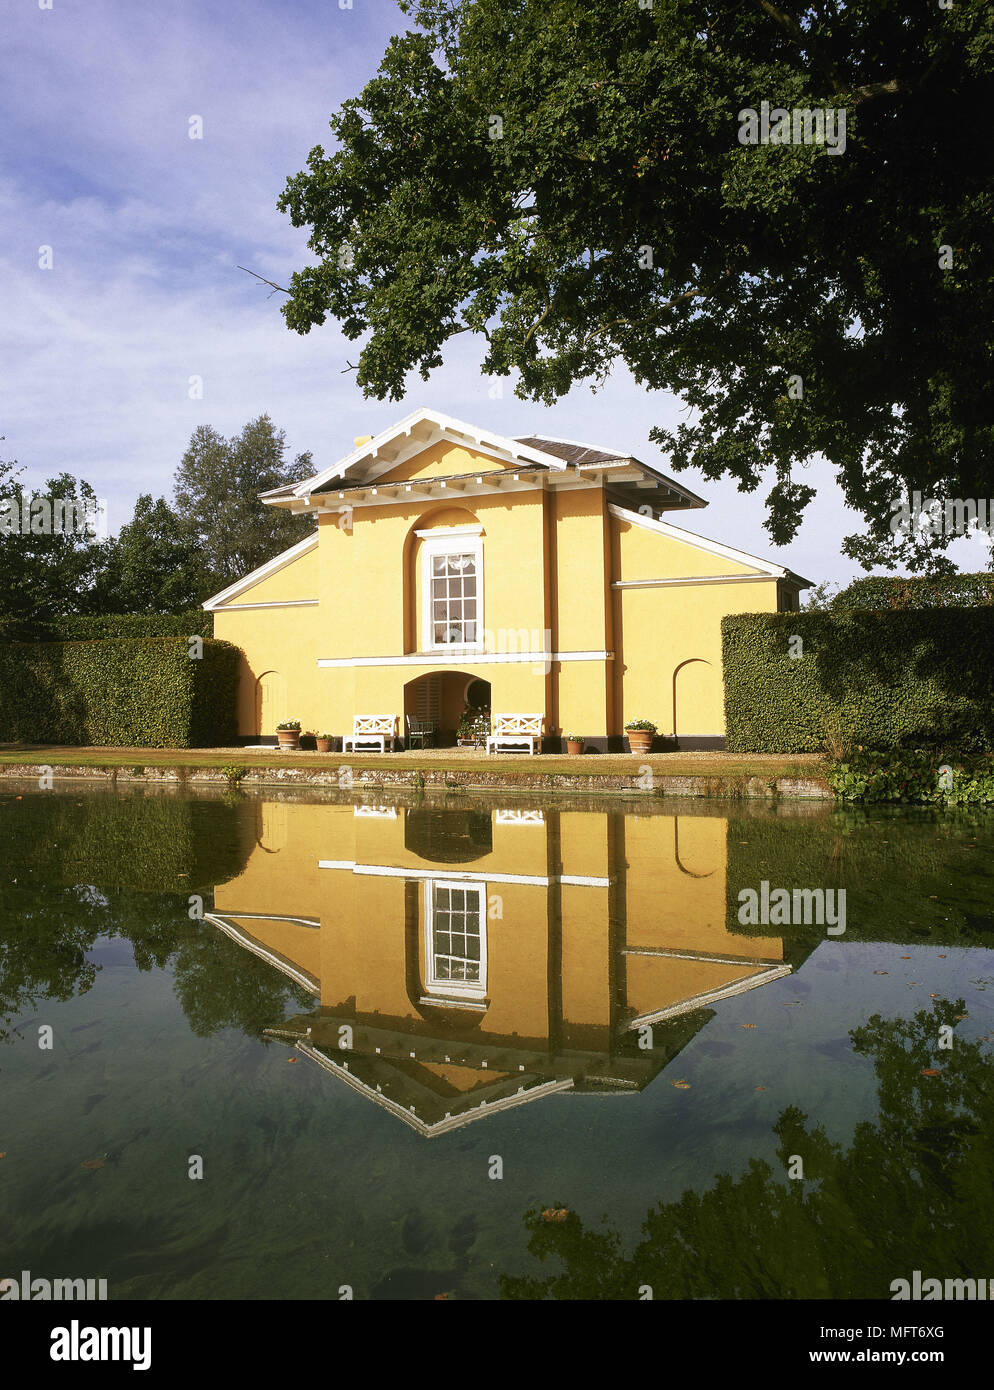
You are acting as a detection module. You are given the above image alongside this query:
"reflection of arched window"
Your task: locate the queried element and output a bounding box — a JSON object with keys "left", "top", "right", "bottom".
{"left": 405, "top": 808, "right": 493, "bottom": 864}
{"left": 424, "top": 879, "right": 487, "bottom": 1001}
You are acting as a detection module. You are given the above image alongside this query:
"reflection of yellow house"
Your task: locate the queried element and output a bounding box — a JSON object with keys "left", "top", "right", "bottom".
{"left": 204, "top": 408, "right": 810, "bottom": 748}
{"left": 209, "top": 800, "right": 790, "bottom": 1135}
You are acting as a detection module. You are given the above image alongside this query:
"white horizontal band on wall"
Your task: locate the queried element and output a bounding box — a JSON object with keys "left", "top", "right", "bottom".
{"left": 213, "top": 599, "right": 320, "bottom": 610}
{"left": 317, "top": 861, "right": 611, "bottom": 888}
{"left": 317, "top": 649, "right": 612, "bottom": 668}
{"left": 612, "top": 574, "right": 777, "bottom": 589}
{"left": 414, "top": 524, "right": 483, "bottom": 538}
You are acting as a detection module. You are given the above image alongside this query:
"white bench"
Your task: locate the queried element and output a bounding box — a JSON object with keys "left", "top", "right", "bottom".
{"left": 486, "top": 713, "right": 543, "bottom": 755}
{"left": 342, "top": 715, "right": 398, "bottom": 753}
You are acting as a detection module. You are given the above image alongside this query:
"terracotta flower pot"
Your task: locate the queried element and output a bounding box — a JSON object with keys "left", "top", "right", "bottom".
{"left": 277, "top": 730, "right": 300, "bottom": 750}
{"left": 566, "top": 740, "right": 584, "bottom": 755}
{"left": 626, "top": 731, "right": 654, "bottom": 755}
{"left": 315, "top": 737, "right": 333, "bottom": 753}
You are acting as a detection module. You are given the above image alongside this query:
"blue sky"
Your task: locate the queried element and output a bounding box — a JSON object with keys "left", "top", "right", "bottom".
{"left": 3, "top": 0, "right": 986, "bottom": 586}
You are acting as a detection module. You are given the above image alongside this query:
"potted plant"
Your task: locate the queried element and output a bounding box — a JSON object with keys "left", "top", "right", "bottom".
{"left": 276, "top": 719, "right": 301, "bottom": 750}
{"left": 315, "top": 732, "right": 334, "bottom": 753}
{"left": 564, "top": 733, "right": 584, "bottom": 755}
{"left": 624, "top": 718, "right": 656, "bottom": 755}
{"left": 457, "top": 708, "right": 490, "bottom": 747}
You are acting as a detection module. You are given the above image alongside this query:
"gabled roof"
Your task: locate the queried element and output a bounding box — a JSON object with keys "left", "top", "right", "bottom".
{"left": 259, "top": 407, "right": 707, "bottom": 515}
{"left": 260, "top": 407, "right": 568, "bottom": 503}
{"left": 514, "top": 436, "right": 631, "bottom": 466}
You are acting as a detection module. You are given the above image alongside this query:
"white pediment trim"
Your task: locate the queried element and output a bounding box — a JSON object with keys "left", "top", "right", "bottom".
{"left": 285, "top": 408, "right": 572, "bottom": 499}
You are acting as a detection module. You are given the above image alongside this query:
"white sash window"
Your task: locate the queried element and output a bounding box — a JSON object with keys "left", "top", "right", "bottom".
{"left": 420, "top": 532, "right": 483, "bottom": 651}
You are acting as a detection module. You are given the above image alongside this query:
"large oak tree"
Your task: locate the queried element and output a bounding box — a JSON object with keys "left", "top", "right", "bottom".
{"left": 277, "top": 0, "right": 994, "bottom": 570}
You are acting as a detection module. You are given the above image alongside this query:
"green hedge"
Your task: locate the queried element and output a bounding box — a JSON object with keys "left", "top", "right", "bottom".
{"left": 722, "top": 610, "right": 994, "bottom": 753}
{"left": 0, "top": 638, "right": 238, "bottom": 747}
{"left": 38, "top": 611, "right": 214, "bottom": 641}
{"left": 833, "top": 572, "right": 994, "bottom": 610}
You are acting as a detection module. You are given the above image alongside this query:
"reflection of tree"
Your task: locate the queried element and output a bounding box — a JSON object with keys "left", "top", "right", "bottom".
{"left": 2, "top": 791, "right": 252, "bottom": 893}
{"left": 501, "top": 1002, "right": 994, "bottom": 1300}
{"left": 0, "top": 887, "right": 104, "bottom": 1041}
{"left": 0, "top": 888, "right": 309, "bottom": 1044}
{"left": 728, "top": 811, "right": 994, "bottom": 956}
{"left": 169, "top": 928, "right": 312, "bottom": 1039}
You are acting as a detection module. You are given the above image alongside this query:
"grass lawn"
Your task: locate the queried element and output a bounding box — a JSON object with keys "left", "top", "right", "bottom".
{"left": 0, "top": 744, "right": 826, "bottom": 781}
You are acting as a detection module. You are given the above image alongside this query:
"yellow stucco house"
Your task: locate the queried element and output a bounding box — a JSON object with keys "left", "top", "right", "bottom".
{"left": 205, "top": 408, "right": 810, "bottom": 749}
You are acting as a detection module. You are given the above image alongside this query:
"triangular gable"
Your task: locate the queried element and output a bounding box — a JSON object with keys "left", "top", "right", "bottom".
{"left": 201, "top": 532, "right": 318, "bottom": 611}
{"left": 267, "top": 408, "right": 571, "bottom": 502}
{"left": 609, "top": 504, "right": 812, "bottom": 586}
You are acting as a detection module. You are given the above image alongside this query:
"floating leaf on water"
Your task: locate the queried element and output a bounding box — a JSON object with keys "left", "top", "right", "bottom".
{"left": 287, "top": 1057, "right": 298, "bottom": 1063}
{"left": 755, "top": 1085, "right": 767, "bottom": 1092}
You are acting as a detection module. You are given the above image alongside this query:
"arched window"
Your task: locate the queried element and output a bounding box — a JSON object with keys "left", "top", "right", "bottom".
{"left": 406, "top": 510, "right": 484, "bottom": 653}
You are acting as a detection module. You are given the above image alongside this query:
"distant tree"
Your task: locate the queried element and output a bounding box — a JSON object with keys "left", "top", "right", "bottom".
{"left": 800, "top": 580, "right": 840, "bottom": 611}
{"left": 0, "top": 452, "right": 109, "bottom": 637}
{"left": 172, "top": 416, "right": 314, "bottom": 596}
{"left": 93, "top": 494, "right": 202, "bottom": 615}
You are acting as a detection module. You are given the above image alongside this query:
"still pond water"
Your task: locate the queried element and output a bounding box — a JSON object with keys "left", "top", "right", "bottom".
{"left": 2, "top": 784, "right": 993, "bottom": 1300}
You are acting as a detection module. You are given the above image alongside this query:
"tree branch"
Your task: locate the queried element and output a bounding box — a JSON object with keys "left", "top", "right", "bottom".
{"left": 754, "top": 0, "right": 844, "bottom": 93}
{"left": 237, "top": 266, "right": 290, "bottom": 297}
{"left": 580, "top": 276, "right": 730, "bottom": 348}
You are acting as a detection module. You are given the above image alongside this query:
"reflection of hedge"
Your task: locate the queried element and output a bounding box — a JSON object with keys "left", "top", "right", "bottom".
{"left": 0, "top": 638, "right": 238, "bottom": 747}
{"left": 833, "top": 572, "right": 994, "bottom": 611}
{"left": 725, "top": 808, "right": 994, "bottom": 958}
{"left": 1, "top": 790, "right": 253, "bottom": 892}
{"left": 722, "top": 611, "right": 994, "bottom": 753}
{"left": 46, "top": 612, "right": 214, "bottom": 640}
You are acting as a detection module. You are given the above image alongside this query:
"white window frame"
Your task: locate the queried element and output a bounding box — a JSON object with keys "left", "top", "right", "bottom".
{"left": 420, "top": 533, "right": 484, "bottom": 653}
{"left": 423, "top": 879, "right": 488, "bottom": 1000}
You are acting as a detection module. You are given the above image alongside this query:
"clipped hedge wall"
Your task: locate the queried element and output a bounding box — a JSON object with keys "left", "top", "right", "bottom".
{"left": 42, "top": 611, "right": 214, "bottom": 640}
{"left": 0, "top": 637, "right": 238, "bottom": 747}
{"left": 833, "top": 572, "right": 994, "bottom": 611}
{"left": 722, "top": 610, "right": 994, "bottom": 753}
